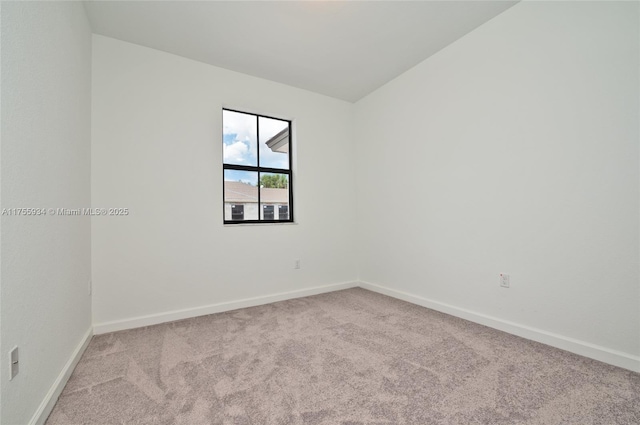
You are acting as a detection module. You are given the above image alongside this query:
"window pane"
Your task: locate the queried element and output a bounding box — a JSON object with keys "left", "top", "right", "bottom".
{"left": 260, "top": 173, "right": 289, "bottom": 220}
{"left": 224, "top": 170, "right": 258, "bottom": 221}
{"left": 223, "top": 110, "right": 257, "bottom": 166}
{"left": 258, "top": 116, "right": 289, "bottom": 169}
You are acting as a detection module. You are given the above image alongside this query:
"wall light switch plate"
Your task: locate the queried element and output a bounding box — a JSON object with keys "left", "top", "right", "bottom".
{"left": 500, "top": 273, "right": 510, "bottom": 288}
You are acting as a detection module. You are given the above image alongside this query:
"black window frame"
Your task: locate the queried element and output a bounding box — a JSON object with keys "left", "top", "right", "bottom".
{"left": 223, "top": 108, "right": 294, "bottom": 224}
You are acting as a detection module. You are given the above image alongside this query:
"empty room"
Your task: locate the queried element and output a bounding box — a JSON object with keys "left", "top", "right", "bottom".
{"left": 1, "top": 1, "right": 639, "bottom": 424}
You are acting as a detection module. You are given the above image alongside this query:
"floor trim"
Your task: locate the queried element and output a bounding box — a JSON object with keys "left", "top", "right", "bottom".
{"left": 359, "top": 281, "right": 640, "bottom": 373}
{"left": 29, "top": 328, "right": 93, "bottom": 425}
{"left": 93, "top": 281, "right": 359, "bottom": 335}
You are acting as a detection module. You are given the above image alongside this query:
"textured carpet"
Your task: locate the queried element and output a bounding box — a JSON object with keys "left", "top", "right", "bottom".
{"left": 46, "top": 288, "right": 639, "bottom": 424}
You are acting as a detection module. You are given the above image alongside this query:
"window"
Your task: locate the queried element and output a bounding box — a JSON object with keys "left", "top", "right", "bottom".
{"left": 231, "top": 205, "right": 244, "bottom": 220}
{"left": 223, "top": 109, "right": 293, "bottom": 223}
{"left": 263, "top": 205, "right": 275, "bottom": 220}
{"left": 278, "top": 205, "right": 289, "bottom": 221}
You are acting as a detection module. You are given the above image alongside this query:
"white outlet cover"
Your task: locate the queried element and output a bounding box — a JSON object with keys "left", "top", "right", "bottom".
{"left": 10, "top": 346, "right": 19, "bottom": 380}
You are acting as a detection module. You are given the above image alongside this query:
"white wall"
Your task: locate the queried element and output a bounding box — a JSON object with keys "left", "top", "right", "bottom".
{"left": 1, "top": 2, "right": 92, "bottom": 424}
{"left": 355, "top": 1, "right": 639, "bottom": 365}
{"left": 91, "top": 35, "right": 358, "bottom": 328}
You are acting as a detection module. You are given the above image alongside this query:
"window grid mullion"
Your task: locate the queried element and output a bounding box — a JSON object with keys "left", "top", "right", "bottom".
{"left": 256, "top": 115, "right": 261, "bottom": 220}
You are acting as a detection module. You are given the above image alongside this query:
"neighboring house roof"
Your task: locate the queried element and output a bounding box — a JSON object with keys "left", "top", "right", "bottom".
{"left": 224, "top": 181, "right": 288, "bottom": 204}
{"left": 266, "top": 127, "right": 289, "bottom": 153}
{"left": 261, "top": 187, "right": 289, "bottom": 203}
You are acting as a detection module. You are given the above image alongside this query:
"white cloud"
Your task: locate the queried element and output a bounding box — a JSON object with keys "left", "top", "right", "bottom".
{"left": 259, "top": 116, "right": 287, "bottom": 141}
{"left": 223, "top": 110, "right": 258, "bottom": 165}
{"left": 223, "top": 141, "right": 249, "bottom": 163}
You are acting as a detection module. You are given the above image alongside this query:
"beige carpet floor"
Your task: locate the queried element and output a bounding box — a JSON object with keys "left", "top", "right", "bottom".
{"left": 46, "top": 288, "right": 639, "bottom": 424}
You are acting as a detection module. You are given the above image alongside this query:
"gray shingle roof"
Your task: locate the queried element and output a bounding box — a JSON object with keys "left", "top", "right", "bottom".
{"left": 224, "top": 181, "right": 288, "bottom": 204}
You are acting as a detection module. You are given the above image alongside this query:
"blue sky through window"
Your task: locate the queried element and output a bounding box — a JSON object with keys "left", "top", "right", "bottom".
{"left": 224, "top": 169, "right": 258, "bottom": 186}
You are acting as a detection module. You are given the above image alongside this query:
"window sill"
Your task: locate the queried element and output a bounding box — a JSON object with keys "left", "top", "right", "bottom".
{"left": 223, "top": 221, "right": 298, "bottom": 227}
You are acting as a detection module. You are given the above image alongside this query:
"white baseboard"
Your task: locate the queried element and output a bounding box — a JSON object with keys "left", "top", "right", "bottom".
{"left": 29, "top": 328, "right": 93, "bottom": 425}
{"left": 359, "top": 281, "right": 640, "bottom": 373}
{"left": 93, "top": 281, "right": 359, "bottom": 335}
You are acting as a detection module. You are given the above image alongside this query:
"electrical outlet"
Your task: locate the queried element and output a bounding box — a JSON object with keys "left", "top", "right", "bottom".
{"left": 500, "top": 273, "right": 510, "bottom": 288}
{"left": 10, "top": 347, "right": 19, "bottom": 380}
{"left": 294, "top": 259, "right": 300, "bottom": 269}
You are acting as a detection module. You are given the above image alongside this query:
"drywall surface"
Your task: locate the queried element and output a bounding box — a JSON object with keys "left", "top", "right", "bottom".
{"left": 355, "top": 1, "right": 639, "bottom": 358}
{"left": 1, "top": 2, "right": 92, "bottom": 424}
{"left": 91, "top": 35, "right": 357, "bottom": 326}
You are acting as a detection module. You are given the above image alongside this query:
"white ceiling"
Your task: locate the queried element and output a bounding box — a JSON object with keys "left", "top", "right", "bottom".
{"left": 83, "top": 1, "right": 518, "bottom": 102}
